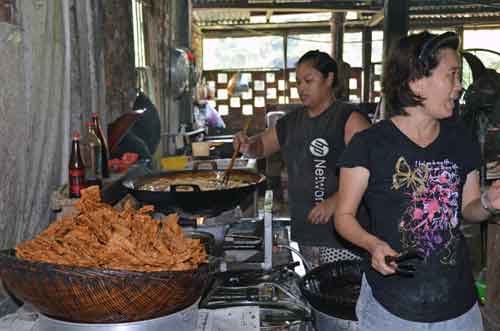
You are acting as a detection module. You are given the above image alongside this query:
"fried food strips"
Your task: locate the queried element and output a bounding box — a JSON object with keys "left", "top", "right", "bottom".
{"left": 16, "top": 186, "right": 207, "bottom": 272}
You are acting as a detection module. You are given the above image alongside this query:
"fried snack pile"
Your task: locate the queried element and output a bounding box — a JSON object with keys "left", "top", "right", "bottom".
{"left": 16, "top": 186, "right": 207, "bottom": 272}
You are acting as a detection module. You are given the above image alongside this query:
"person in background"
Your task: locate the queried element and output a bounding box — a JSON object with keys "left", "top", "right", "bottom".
{"left": 234, "top": 50, "right": 371, "bottom": 268}
{"left": 335, "top": 31, "right": 500, "bottom": 330}
{"left": 193, "top": 81, "right": 225, "bottom": 133}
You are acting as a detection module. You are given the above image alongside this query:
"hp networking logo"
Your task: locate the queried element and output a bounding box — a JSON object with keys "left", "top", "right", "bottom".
{"left": 309, "top": 138, "right": 329, "bottom": 157}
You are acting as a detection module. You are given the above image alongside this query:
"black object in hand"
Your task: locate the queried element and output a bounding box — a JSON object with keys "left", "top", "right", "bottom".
{"left": 384, "top": 249, "right": 423, "bottom": 277}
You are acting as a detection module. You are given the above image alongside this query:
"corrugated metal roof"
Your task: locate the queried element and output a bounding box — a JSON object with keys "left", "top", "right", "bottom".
{"left": 193, "top": 0, "right": 500, "bottom": 30}
{"left": 194, "top": 9, "right": 251, "bottom": 25}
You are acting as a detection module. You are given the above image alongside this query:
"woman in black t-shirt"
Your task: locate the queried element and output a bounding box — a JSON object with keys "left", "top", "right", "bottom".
{"left": 335, "top": 31, "right": 500, "bottom": 329}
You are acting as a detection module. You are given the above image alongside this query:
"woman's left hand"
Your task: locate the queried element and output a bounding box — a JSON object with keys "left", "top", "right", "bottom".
{"left": 308, "top": 200, "right": 335, "bottom": 224}
{"left": 486, "top": 180, "right": 500, "bottom": 210}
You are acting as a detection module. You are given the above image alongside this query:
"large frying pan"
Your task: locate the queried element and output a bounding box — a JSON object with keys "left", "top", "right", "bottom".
{"left": 122, "top": 165, "right": 266, "bottom": 216}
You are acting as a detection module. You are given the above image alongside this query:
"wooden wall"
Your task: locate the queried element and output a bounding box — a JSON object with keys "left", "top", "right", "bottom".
{"left": 0, "top": 0, "right": 175, "bottom": 318}
{"left": 102, "top": 0, "right": 136, "bottom": 122}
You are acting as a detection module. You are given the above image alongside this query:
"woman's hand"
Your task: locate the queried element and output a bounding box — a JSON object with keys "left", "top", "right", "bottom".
{"left": 308, "top": 199, "right": 335, "bottom": 224}
{"left": 369, "top": 241, "right": 399, "bottom": 276}
{"left": 233, "top": 131, "right": 250, "bottom": 155}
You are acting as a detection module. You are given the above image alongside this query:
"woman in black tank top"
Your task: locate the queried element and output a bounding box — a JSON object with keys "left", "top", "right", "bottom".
{"left": 233, "top": 50, "right": 370, "bottom": 268}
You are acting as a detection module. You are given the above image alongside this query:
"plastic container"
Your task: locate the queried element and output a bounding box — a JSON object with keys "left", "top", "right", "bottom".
{"left": 161, "top": 156, "right": 189, "bottom": 170}
{"left": 475, "top": 279, "right": 486, "bottom": 304}
{"left": 192, "top": 142, "right": 210, "bottom": 157}
{"left": 475, "top": 268, "right": 487, "bottom": 305}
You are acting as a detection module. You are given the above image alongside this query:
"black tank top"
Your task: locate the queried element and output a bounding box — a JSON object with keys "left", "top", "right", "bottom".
{"left": 276, "top": 101, "right": 365, "bottom": 248}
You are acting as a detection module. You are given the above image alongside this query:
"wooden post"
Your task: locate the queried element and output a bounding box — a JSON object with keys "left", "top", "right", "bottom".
{"left": 330, "top": 12, "right": 349, "bottom": 100}
{"left": 174, "top": 0, "right": 193, "bottom": 126}
{"left": 382, "top": 0, "right": 408, "bottom": 65}
{"left": 0, "top": 0, "right": 14, "bottom": 24}
{"left": 330, "top": 12, "right": 344, "bottom": 61}
{"left": 362, "top": 27, "right": 372, "bottom": 103}
{"left": 381, "top": 0, "right": 408, "bottom": 119}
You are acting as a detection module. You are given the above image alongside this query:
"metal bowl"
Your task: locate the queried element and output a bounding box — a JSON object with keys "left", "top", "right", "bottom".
{"left": 300, "top": 260, "right": 362, "bottom": 321}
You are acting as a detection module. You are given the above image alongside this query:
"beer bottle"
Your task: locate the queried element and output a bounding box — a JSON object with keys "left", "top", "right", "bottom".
{"left": 83, "top": 121, "right": 103, "bottom": 187}
{"left": 68, "top": 133, "right": 85, "bottom": 198}
{"left": 91, "top": 113, "right": 110, "bottom": 178}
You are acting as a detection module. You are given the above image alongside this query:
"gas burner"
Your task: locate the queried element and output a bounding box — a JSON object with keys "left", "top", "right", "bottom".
{"left": 153, "top": 206, "right": 242, "bottom": 225}
{"left": 200, "top": 270, "right": 309, "bottom": 316}
{"left": 152, "top": 206, "right": 244, "bottom": 243}
{"left": 153, "top": 204, "right": 243, "bottom": 219}
{"left": 203, "top": 283, "right": 279, "bottom": 305}
{"left": 215, "top": 262, "right": 300, "bottom": 287}
{"left": 219, "top": 270, "right": 274, "bottom": 287}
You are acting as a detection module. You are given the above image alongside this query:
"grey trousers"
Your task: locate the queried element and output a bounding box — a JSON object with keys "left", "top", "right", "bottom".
{"left": 355, "top": 275, "right": 484, "bottom": 331}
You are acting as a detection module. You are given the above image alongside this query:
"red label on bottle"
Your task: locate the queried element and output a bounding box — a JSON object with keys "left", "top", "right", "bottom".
{"left": 69, "top": 169, "right": 85, "bottom": 197}
{"left": 69, "top": 169, "right": 84, "bottom": 177}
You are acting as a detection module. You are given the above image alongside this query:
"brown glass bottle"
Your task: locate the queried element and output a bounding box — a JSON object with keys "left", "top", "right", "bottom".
{"left": 68, "top": 133, "right": 85, "bottom": 198}
{"left": 83, "top": 122, "right": 103, "bottom": 188}
{"left": 91, "top": 113, "right": 110, "bottom": 178}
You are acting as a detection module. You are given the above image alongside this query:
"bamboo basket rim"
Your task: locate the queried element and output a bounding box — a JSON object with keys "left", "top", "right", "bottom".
{"left": 0, "top": 249, "right": 208, "bottom": 279}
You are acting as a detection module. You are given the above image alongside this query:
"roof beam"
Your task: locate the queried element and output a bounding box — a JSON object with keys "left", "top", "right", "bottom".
{"left": 367, "top": 10, "right": 384, "bottom": 27}
{"left": 197, "top": 13, "right": 500, "bottom": 33}
{"left": 411, "top": 6, "right": 500, "bottom": 15}
{"left": 198, "top": 21, "right": 331, "bottom": 32}
{"left": 408, "top": 0, "right": 500, "bottom": 6}
{"left": 192, "top": 1, "right": 382, "bottom": 12}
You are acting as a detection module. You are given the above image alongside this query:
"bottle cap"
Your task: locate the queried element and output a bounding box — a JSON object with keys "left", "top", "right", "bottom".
{"left": 72, "top": 133, "right": 80, "bottom": 139}
{"left": 91, "top": 113, "right": 98, "bottom": 118}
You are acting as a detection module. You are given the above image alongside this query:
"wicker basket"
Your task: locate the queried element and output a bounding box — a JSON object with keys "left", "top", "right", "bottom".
{"left": 0, "top": 249, "right": 209, "bottom": 323}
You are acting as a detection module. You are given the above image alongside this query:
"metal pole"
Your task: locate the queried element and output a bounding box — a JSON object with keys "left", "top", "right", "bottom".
{"left": 479, "top": 116, "right": 488, "bottom": 266}
{"left": 263, "top": 190, "right": 273, "bottom": 271}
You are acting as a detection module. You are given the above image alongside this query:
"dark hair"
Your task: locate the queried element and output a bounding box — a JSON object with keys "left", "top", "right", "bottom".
{"left": 297, "top": 50, "right": 338, "bottom": 88}
{"left": 382, "top": 31, "right": 460, "bottom": 117}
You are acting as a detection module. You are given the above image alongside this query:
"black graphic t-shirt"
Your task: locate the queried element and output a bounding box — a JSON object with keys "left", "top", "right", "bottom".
{"left": 276, "top": 101, "right": 364, "bottom": 248}
{"left": 338, "top": 119, "right": 480, "bottom": 322}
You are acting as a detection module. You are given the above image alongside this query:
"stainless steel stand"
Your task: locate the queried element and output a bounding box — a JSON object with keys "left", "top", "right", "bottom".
{"left": 36, "top": 300, "right": 199, "bottom": 331}
{"left": 220, "top": 189, "right": 274, "bottom": 272}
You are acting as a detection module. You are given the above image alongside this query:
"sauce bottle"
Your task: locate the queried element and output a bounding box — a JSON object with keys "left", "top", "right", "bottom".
{"left": 68, "top": 133, "right": 85, "bottom": 198}
{"left": 83, "top": 121, "right": 102, "bottom": 188}
{"left": 91, "top": 113, "right": 110, "bottom": 178}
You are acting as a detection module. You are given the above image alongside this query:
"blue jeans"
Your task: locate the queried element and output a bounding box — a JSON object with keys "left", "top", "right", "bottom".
{"left": 356, "top": 275, "right": 484, "bottom": 331}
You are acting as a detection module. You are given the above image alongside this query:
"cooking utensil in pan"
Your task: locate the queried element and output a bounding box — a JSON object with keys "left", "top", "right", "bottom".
{"left": 220, "top": 118, "right": 251, "bottom": 187}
